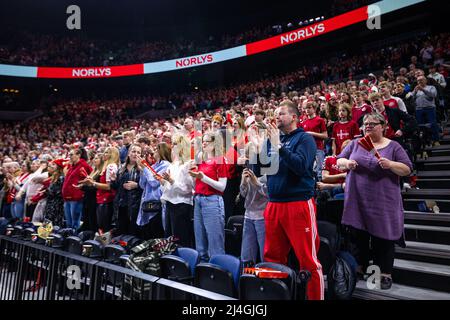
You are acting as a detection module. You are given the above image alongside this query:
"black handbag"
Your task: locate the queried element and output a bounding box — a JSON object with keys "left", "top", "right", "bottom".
{"left": 142, "top": 200, "right": 162, "bottom": 213}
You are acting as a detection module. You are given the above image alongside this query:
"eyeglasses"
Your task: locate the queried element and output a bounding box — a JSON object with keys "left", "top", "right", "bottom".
{"left": 363, "top": 122, "right": 381, "bottom": 127}
{"left": 203, "top": 140, "right": 213, "bottom": 143}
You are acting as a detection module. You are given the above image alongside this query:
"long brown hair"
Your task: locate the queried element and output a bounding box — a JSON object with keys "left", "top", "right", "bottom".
{"left": 157, "top": 143, "right": 172, "bottom": 162}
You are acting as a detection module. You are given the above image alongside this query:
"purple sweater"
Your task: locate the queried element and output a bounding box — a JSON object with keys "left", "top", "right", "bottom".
{"left": 337, "top": 139, "right": 412, "bottom": 240}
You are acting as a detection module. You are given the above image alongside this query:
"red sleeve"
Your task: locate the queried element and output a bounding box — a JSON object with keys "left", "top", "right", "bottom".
{"left": 226, "top": 113, "right": 233, "bottom": 125}
{"left": 323, "top": 156, "right": 331, "bottom": 171}
{"left": 216, "top": 158, "right": 228, "bottom": 179}
{"left": 351, "top": 121, "right": 360, "bottom": 137}
{"left": 332, "top": 123, "right": 338, "bottom": 140}
{"left": 320, "top": 118, "right": 327, "bottom": 132}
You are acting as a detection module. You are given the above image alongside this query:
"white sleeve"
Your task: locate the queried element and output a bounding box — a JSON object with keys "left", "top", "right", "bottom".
{"left": 106, "top": 164, "right": 118, "bottom": 183}
{"left": 200, "top": 175, "right": 227, "bottom": 193}
{"left": 395, "top": 97, "right": 407, "bottom": 113}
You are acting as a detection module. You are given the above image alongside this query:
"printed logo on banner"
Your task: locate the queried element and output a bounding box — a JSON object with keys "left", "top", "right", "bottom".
{"left": 175, "top": 54, "right": 213, "bottom": 68}
{"left": 280, "top": 23, "right": 326, "bottom": 45}
{"left": 72, "top": 68, "right": 112, "bottom": 77}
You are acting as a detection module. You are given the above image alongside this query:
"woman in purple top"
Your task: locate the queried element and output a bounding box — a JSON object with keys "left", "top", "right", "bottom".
{"left": 337, "top": 112, "right": 412, "bottom": 290}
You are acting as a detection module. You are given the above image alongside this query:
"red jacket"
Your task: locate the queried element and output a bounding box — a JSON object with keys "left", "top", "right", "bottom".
{"left": 62, "top": 159, "right": 92, "bottom": 201}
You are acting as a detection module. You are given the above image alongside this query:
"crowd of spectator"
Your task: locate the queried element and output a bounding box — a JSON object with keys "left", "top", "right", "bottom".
{"left": 0, "top": 31, "right": 449, "bottom": 298}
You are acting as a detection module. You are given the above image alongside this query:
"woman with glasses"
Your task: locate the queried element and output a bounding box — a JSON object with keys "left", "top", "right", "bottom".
{"left": 160, "top": 134, "right": 195, "bottom": 247}
{"left": 337, "top": 112, "right": 412, "bottom": 290}
{"left": 189, "top": 132, "right": 228, "bottom": 262}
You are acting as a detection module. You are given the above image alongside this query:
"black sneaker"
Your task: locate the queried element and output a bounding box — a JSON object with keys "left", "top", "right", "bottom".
{"left": 381, "top": 276, "right": 393, "bottom": 290}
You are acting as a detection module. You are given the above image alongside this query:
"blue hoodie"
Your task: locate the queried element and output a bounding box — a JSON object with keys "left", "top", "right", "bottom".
{"left": 264, "top": 127, "right": 317, "bottom": 202}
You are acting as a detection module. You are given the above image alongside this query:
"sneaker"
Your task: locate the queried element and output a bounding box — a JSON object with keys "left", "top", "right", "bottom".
{"left": 433, "top": 141, "right": 441, "bottom": 147}
{"left": 380, "top": 276, "right": 393, "bottom": 290}
{"left": 433, "top": 205, "right": 440, "bottom": 214}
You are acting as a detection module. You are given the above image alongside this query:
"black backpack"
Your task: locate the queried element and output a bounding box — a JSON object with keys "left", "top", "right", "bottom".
{"left": 327, "top": 251, "right": 357, "bottom": 300}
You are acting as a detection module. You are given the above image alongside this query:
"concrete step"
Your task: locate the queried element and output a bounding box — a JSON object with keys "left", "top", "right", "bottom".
{"left": 404, "top": 210, "right": 450, "bottom": 227}
{"left": 416, "top": 179, "right": 450, "bottom": 189}
{"left": 396, "top": 241, "right": 450, "bottom": 265}
{"left": 422, "top": 162, "right": 450, "bottom": 171}
{"left": 393, "top": 259, "right": 450, "bottom": 293}
{"left": 402, "top": 188, "right": 450, "bottom": 200}
{"left": 354, "top": 281, "right": 450, "bottom": 300}
{"left": 415, "top": 156, "right": 450, "bottom": 163}
{"left": 416, "top": 170, "right": 450, "bottom": 179}
{"left": 404, "top": 223, "right": 450, "bottom": 245}
{"left": 404, "top": 199, "right": 450, "bottom": 212}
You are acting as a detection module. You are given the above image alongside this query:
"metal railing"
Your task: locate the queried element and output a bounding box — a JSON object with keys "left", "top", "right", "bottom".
{"left": 0, "top": 235, "right": 234, "bottom": 301}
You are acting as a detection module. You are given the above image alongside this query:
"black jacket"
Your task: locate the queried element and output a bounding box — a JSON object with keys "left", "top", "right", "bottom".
{"left": 111, "top": 165, "right": 143, "bottom": 222}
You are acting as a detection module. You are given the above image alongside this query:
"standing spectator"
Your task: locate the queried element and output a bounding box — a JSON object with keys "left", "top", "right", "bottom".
{"left": 119, "top": 131, "right": 134, "bottom": 164}
{"left": 301, "top": 101, "right": 328, "bottom": 180}
{"left": 43, "top": 159, "right": 65, "bottom": 226}
{"left": 11, "top": 161, "right": 30, "bottom": 219}
{"left": 160, "top": 134, "right": 195, "bottom": 247}
{"left": 83, "top": 147, "right": 119, "bottom": 232}
{"left": 264, "top": 100, "right": 324, "bottom": 300}
{"left": 189, "top": 131, "right": 228, "bottom": 262}
{"left": 332, "top": 103, "right": 360, "bottom": 155}
{"left": 112, "top": 144, "right": 143, "bottom": 236}
{"left": 352, "top": 91, "right": 373, "bottom": 126}
{"left": 412, "top": 75, "right": 439, "bottom": 144}
{"left": 136, "top": 143, "right": 171, "bottom": 240}
{"left": 337, "top": 113, "right": 412, "bottom": 290}
{"left": 62, "top": 148, "right": 92, "bottom": 230}
{"left": 240, "top": 168, "right": 268, "bottom": 264}
{"left": 379, "top": 81, "right": 408, "bottom": 113}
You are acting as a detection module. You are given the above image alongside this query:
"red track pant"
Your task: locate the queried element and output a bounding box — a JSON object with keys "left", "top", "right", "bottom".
{"left": 263, "top": 198, "right": 325, "bottom": 300}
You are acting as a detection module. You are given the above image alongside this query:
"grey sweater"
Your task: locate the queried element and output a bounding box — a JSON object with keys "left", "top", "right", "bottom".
{"left": 240, "top": 175, "right": 268, "bottom": 220}
{"left": 413, "top": 85, "right": 437, "bottom": 110}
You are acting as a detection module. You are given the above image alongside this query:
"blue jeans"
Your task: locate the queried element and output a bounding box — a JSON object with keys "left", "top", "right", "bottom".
{"left": 416, "top": 107, "right": 439, "bottom": 141}
{"left": 241, "top": 218, "right": 266, "bottom": 264}
{"left": 64, "top": 201, "right": 83, "bottom": 230}
{"left": 11, "top": 199, "right": 25, "bottom": 219}
{"left": 315, "top": 149, "right": 325, "bottom": 181}
{"left": 194, "top": 195, "right": 225, "bottom": 262}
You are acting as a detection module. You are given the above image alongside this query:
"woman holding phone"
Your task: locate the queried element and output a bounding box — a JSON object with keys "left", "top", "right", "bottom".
{"left": 189, "top": 131, "right": 228, "bottom": 262}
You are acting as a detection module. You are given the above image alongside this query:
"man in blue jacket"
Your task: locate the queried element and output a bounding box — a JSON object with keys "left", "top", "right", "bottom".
{"left": 265, "top": 100, "right": 324, "bottom": 300}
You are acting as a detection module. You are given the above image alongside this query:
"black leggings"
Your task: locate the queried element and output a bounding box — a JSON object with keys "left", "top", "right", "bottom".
{"left": 96, "top": 203, "right": 113, "bottom": 232}
{"left": 166, "top": 202, "right": 194, "bottom": 248}
{"left": 353, "top": 229, "right": 396, "bottom": 274}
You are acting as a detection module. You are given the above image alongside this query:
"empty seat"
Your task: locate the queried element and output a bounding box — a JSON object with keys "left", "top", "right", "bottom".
{"left": 104, "top": 244, "right": 126, "bottom": 264}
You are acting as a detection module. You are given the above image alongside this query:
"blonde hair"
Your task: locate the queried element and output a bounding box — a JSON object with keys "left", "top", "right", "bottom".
{"left": 101, "top": 147, "right": 120, "bottom": 174}
{"left": 338, "top": 103, "right": 352, "bottom": 120}
{"left": 172, "top": 134, "right": 191, "bottom": 164}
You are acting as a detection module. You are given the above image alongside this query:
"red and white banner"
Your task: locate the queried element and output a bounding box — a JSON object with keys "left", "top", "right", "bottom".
{"left": 0, "top": 0, "right": 425, "bottom": 79}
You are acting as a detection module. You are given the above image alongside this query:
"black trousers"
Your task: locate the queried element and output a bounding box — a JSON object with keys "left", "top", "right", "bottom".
{"left": 25, "top": 203, "right": 37, "bottom": 219}
{"left": 138, "top": 210, "right": 164, "bottom": 240}
{"left": 117, "top": 206, "right": 139, "bottom": 237}
{"left": 96, "top": 203, "right": 113, "bottom": 232}
{"left": 353, "top": 229, "right": 396, "bottom": 274}
{"left": 166, "top": 202, "right": 194, "bottom": 248}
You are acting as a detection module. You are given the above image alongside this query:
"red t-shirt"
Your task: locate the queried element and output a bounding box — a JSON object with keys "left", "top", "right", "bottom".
{"left": 383, "top": 98, "right": 399, "bottom": 110}
{"left": 195, "top": 156, "right": 228, "bottom": 196}
{"left": 301, "top": 116, "right": 327, "bottom": 150}
{"left": 352, "top": 104, "right": 372, "bottom": 124}
{"left": 322, "top": 156, "right": 346, "bottom": 184}
{"left": 380, "top": 109, "right": 396, "bottom": 139}
{"left": 332, "top": 121, "right": 360, "bottom": 155}
{"left": 96, "top": 169, "right": 117, "bottom": 204}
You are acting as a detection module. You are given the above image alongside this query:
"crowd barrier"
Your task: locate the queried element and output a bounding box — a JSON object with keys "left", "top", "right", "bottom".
{"left": 0, "top": 235, "right": 235, "bottom": 301}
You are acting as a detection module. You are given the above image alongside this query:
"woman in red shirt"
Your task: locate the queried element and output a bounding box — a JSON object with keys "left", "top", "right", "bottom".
{"left": 83, "top": 147, "right": 119, "bottom": 232}
{"left": 189, "top": 132, "right": 228, "bottom": 262}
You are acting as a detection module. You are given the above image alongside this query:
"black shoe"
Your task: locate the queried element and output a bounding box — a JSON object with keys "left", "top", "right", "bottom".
{"left": 381, "top": 276, "right": 393, "bottom": 290}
